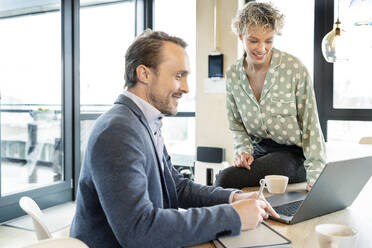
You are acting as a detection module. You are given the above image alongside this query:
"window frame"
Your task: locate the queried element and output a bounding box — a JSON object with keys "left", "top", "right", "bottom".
{"left": 314, "top": 0, "right": 372, "bottom": 141}
{"left": 0, "top": 0, "right": 76, "bottom": 222}
{"left": 148, "top": 0, "right": 196, "bottom": 163}
{"left": 0, "top": 0, "right": 140, "bottom": 222}
{"left": 79, "top": 0, "right": 196, "bottom": 179}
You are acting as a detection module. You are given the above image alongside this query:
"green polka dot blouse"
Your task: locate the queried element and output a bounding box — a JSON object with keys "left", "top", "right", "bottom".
{"left": 226, "top": 48, "right": 327, "bottom": 182}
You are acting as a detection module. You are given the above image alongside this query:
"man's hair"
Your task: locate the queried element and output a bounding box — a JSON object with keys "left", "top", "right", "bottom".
{"left": 231, "top": 1, "right": 284, "bottom": 36}
{"left": 124, "top": 29, "right": 187, "bottom": 89}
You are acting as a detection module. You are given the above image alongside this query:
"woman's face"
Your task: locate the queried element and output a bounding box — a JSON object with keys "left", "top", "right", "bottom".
{"left": 240, "top": 26, "right": 275, "bottom": 67}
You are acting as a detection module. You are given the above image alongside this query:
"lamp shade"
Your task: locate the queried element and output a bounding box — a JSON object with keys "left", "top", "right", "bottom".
{"left": 321, "top": 20, "right": 349, "bottom": 63}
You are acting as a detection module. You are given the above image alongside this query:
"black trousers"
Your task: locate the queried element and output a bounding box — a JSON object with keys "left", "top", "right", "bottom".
{"left": 214, "top": 139, "right": 307, "bottom": 189}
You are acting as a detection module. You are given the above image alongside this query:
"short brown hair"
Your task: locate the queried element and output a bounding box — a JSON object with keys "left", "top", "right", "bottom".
{"left": 232, "top": 2, "right": 284, "bottom": 36}
{"left": 124, "top": 29, "right": 187, "bottom": 88}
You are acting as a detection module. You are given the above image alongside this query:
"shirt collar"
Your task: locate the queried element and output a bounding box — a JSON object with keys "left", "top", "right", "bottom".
{"left": 268, "top": 47, "right": 282, "bottom": 72}
{"left": 122, "top": 90, "right": 164, "bottom": 134}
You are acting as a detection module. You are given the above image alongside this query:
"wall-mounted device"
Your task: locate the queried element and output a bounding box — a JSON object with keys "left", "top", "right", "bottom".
{"left": 208, "top": 53, "right": 224, "bottom": 78}
{"left": 207, "top": 0, "right": 224, "bottom": 79}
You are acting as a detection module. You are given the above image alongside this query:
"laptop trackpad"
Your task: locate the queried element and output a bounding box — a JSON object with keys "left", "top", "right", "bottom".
{"left": 266, "top": 191, "right": 307, "bottom": 207}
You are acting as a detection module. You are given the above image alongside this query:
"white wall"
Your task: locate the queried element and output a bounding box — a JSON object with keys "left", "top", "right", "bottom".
{"left": 196, "top": 0, "right": 241, "bottom": 164}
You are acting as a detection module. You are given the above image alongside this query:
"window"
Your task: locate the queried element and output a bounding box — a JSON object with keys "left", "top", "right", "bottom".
{"left": 0, "top": 8, "right": 63, "bottom": 195}
{"left": 80, "top": 1, "right": 135, "bottom": 112}
{"left": 162, "top": 117, "right": 195, "bottom": 156}
{"left": 0, "top": 0, "right": 75, "bottom": 223}
{"left": 272, "top": 0, "right": 314, "bottom": 78}
{"left": 0, "top": 0, "right": 147, "bottom": 222}
{"left": 80, "top": 0, "right": 135, "bottom": 156}
{"left": 154, "top": 0, "right": 196, "bottom": 112}
{"left": 154, "top": 0, "right": 196, "bottom": 158}
{"left": 333, "top": 0, "right": 372, "bottom": 109}
{"left": 314, "top": 0, "right": 372, "bottom": 142}
{"left": 328, "top": 120, "right": 372, "bottom": 143}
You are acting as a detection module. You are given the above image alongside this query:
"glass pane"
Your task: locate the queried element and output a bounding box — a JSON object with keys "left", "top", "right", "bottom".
{"left": 154, "top": 0, "right": 196, "bottom": 158}
{"left": 80, "top": 2, "right": 135, "bottom": 167}
{"left": 272, "top": 0, "right": 315, "bottom": 79}
{"left": 0, "top": 8, "right": 63, "bottom": 195}
{"left": 327, "top": 120, "right": 372, "bottom": 143}
{"left": 162, "top": 117, "right": 195, "bottom": 156}
{"left": 80, "top": 1, "right": 135, "bottom": 113}
{"left": 333, "top": 0, "right": 372, "bottom": 109}
{"left": 154, "top": 0, "right": 196, "bottom": 112}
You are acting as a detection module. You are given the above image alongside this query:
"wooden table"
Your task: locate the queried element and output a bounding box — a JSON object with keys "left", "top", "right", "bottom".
{"left": 266, "top": 179, "right": 372, "bottom": 248}
{"left": 188, "top": 143, "right": 372, "bottom": 248}
{"left": 189, "top": 179, "right": 372, "bottom": 248}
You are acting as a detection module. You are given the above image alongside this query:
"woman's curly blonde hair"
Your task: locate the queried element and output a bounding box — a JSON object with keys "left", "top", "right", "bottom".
{"left": 232, "top": 1, "right": 284, "bottom": 36}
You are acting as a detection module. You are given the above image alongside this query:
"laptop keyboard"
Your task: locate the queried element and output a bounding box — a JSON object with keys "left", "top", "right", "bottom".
{"left": 273, "top": 200, "right": 303, "bottom": 216}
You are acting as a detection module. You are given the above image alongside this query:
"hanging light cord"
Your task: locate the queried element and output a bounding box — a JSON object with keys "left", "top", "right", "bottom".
{"left": 335, "top": 0, "right": 341, "bottom": 35}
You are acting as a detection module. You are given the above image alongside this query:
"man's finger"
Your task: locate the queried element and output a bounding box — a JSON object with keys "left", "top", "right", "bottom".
{"left": 264, "top": 200, "right": 280, "bottom": 218}
{"left": 258, "top": 205, "right": 267, "bottom": 218}
{"left": 258, "top": 215, "right": 263, "bottom": 225}
{"left": 262, "top": 211, "right": 269, "bottom": 219}
{"left": 257, "top": 199, "right": 280, "bottom": 218}
{"left": 256, "top": 199, "right": 267, "bottom": 209}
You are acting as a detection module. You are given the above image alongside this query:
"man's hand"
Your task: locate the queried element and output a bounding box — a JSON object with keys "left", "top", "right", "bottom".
{"left": 231, "top": 199, "right": 267, "bottom": 230}
{"left": 234, "top": 152, "right": 254, "bottom": 170}
{"left": 231, "top": 192, "right": 280, "bottom": 230}
{"left": 232, "top": 191, "right": 257, "bottom": 202}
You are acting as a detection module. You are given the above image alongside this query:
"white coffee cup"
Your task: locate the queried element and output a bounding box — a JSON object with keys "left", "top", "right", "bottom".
{"left": 315, "top": 224, "right": 358, "bottom": 248}
{"left": 264, "top": 175, "right": 289, "bottom": 194}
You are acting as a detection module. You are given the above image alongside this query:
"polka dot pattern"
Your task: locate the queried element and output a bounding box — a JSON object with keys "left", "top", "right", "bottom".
{"left": 225, "top": 48, "right": 326, "bottom": 182}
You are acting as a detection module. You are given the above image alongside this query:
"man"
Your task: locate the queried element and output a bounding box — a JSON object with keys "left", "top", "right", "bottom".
{"left": 70, "top": 30, "right": 279, "bottom": 248}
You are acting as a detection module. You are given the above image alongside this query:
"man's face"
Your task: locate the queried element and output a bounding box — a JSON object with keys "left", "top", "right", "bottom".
{"left": 147, "top": 42, "right": 190, "bottom": 115}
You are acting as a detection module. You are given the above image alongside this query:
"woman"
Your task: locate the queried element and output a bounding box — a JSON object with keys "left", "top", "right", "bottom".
{"left": 214, "top": 2, "right": 326, "bottom": 189}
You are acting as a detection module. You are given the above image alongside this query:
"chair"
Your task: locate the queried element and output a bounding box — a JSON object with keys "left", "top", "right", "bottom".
{"left": 19, "top": 196, "right": 52, "bottom": 240}
{"left": 22, "top": 237, "right": 88, "bottom": 248}
{"left": 359, "top": 137, "right": 372, "bottom": 144}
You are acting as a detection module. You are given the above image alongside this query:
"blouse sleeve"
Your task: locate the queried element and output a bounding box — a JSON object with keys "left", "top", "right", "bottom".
{"left": 226, "top": 67, "right": 254, "bottom": 156}
{"left": 295, "top": 65, "right": 327, "bottom": 182}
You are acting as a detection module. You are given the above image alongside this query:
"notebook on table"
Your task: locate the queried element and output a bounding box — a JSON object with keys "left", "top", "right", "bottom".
{"left": 213, "top": 221, "right": 292, "bottom": 248}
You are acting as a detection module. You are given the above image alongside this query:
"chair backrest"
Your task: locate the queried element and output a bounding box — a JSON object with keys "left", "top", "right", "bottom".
{"left": 19, "top": 196, "right": 52, "bottom": 240}
{"left": 359, "top": 137, "right": 372, "bottom": 144}
{"left": 22, "top": 237, "right": 89, "bottom": 248}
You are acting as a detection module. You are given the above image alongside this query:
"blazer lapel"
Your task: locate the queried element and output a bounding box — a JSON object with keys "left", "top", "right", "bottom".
{"left": 162, "top": 148, "right": 178, "bottom": 209}
{"left": 114, "top": 94, "right": 172, "bottom": 207}
{"left": 114, "top": 94, "right": 164, "bottom": 171}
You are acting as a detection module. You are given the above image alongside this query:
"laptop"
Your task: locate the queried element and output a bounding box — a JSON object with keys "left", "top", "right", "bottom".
{"left": 266, "top": 156, "right": 372, "bottom": 224}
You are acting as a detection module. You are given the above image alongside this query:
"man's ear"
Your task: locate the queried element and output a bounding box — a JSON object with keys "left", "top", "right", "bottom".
{"left": 136, "top": 65, "right": 151, "bottom": 85}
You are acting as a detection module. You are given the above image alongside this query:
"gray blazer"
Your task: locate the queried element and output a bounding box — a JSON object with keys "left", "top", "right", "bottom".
{"left": 70, "top": 94, "right": 241, "bottom": 248}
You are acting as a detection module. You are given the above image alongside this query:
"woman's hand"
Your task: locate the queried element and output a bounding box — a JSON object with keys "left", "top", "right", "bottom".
{"left": 306, "top": 181, "right": 314, "bottom": 191}
{"left": 234, "top": 152, "right": 254, "bottom": 170}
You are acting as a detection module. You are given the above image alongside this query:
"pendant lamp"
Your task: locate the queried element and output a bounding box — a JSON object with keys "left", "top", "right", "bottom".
{"left": 321, "top": 0, "right": 349, "bottom": 63}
